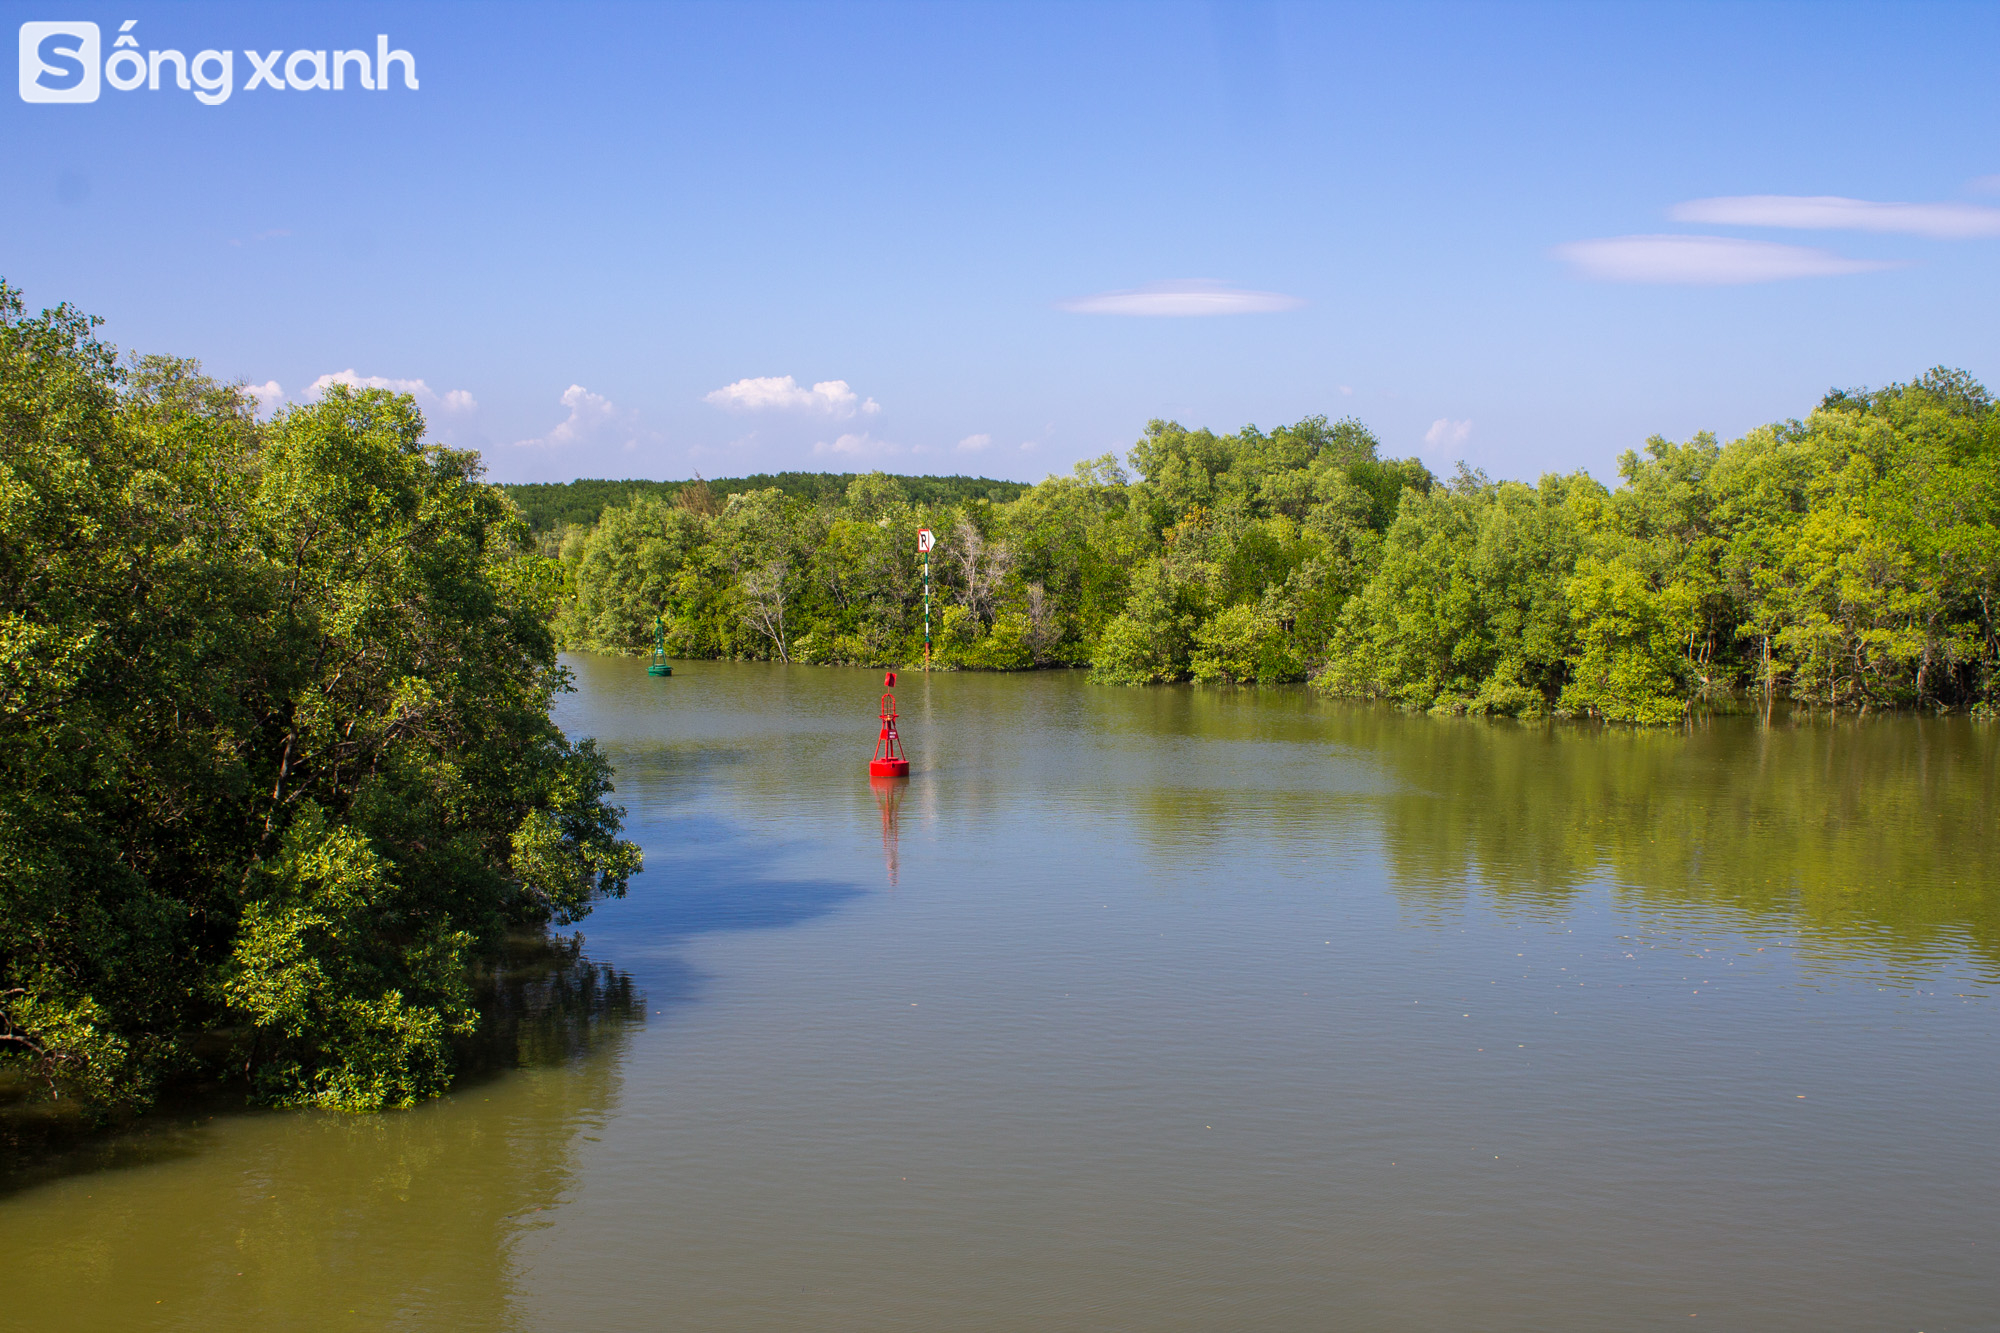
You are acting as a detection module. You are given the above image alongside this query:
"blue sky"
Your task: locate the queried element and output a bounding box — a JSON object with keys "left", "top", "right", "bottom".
{"left": 6, "top": 1, "right": 1998, "bottom": 485}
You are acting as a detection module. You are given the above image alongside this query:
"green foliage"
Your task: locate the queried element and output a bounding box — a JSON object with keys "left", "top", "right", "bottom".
{"left": 224, "top": 803, "right": 476, "bottom": 1111}
{"left": 1315, "top": 377, "right": 2000, "bottom": 720}
{"left": 1090, "top": 557, "right": 1217, "bottom": 684}
{"left": 560, "top": 497, "right": 710, "bottom": 652}
{"left": 0, "top": 282, "right": 639, "bottom": 1113}
{"left": 553, "top": 376, "right": 2000, "bottom": 723}
{"left": 559, "top": 419, "right": 1431, "bottom": 680}
{"left": 1559, "top": 556, "right": 1695, "bottom": 723}
{"left": 1191, "top": 598, "right": 1305, "bottom": 685}
{"left": 520, "top": 385, "right": 2000, "bottom": 721}
{"left": 1321, "top": 473, "right": 1586, "bottom": 713}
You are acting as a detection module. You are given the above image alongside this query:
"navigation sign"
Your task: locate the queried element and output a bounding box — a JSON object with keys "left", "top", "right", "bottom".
{"left": 918, "top": 527, "right": 934, "bottom": 669}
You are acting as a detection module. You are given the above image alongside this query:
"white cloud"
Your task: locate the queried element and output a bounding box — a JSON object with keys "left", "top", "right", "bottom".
{"left": 517, "top": 384, "right": 638, "bottom": 449}
{"left": 1338, "top": 385, "right": 1354, "bottom": 396}
{"left": 1552, "top": 235, "right": 1900, "bottom": 284}
{"left": 243, "top": 380, "right": 285, "bottom": 415}
{"left": 1425, "top": 418, "right": 1472, "bottom": 447}
{"left": 812, "top": 431, "right": 901, "bottom": 458}
{"left": 1058, "top": 279, "right": 1305, "bottom": 316}
{"left": 956, "top": 433, "right": 994, "bottom": 452}
{"left": 705, "top": 375, "right": 880, "bottom": 418}
{"left": 1670, "top": 194, "right": 2000, "bottom": 239}
{"left": 307, "top": 369, "right": 478, "bottom": 413}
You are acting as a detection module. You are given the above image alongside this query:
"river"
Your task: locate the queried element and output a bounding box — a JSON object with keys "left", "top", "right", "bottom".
{"left": 5, "top": 658, "right": 1997, "bottom": 1330}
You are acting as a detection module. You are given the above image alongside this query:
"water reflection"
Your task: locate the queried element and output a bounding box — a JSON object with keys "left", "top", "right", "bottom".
{"left": 871, "top": 776, "right": 906, "bottom": 886}
{"left": 0, "top": 937, "right": 646, "bottom": 1330}
{"left": 571, "top": 654, "right": 2000, "bottom": 981}
{"left": 1323, "top": 710, "right": 2000, "bottom": 974}
{"left": 466, "top": 933, "right": 650, "bottom": 1075}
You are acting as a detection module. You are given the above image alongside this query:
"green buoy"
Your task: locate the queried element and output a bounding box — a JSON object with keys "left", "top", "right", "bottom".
{"left": 648, "top": 615, "right": 673, "bottom": 677}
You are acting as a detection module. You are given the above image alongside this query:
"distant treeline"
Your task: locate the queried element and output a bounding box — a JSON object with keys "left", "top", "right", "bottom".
{"left": 556, "top": 370, "right": 2000, "bottom": 721}
{"left": 500, "top": 473, "right": 1029, "bottom": 534}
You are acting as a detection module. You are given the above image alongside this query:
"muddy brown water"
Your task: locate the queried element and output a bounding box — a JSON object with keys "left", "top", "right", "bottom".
{"left": 6, "top": 658, "right": 1997, "bottom": 1330}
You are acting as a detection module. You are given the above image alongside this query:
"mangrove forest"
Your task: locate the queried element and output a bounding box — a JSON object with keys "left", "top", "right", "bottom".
{"left": 543, "top": 373, "right": 2000, "bottom": 724}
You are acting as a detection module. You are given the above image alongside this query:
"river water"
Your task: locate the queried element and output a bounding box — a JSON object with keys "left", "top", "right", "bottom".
{"left": 6, "top": 659, "right": 1998, "bottom": 1330}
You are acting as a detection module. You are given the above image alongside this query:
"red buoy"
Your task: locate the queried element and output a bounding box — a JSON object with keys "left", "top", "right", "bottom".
{"left": 869, "top": 670, "right": 910, "bottom": 778}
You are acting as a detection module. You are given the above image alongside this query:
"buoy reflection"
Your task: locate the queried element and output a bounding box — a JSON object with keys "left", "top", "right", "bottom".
{"left": 870, "top": 775, "right": 904, "bottom": 886}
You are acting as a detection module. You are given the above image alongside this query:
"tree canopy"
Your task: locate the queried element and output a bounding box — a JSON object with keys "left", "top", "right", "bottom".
{"left": 558, "top": 386, "right": 2000, "bottom": 720}
{"left": 0, "top": 283, "right": 639, "bottom": 1113}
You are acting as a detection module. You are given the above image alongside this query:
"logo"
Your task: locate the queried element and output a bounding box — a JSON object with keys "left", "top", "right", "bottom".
{"left": 19, "top": 20, "right": 99, "bottom": 102}
{"left": 18, "top": 20, "right": 416, "bottom": 105}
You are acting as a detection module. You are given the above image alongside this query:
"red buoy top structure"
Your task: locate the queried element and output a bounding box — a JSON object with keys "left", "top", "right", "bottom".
{"left": 870, "top": 670, "right": 910, "bottom": 778}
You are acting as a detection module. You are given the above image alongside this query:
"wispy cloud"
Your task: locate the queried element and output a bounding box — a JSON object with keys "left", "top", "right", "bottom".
{"left": 307, "top": 369, "right": 478, "bottom": 413}
{"left": 517, "top": 384, "right": 639, "bottom": 449}
{"left": 1058, "top": 279, "right": 1305, "bottom": 316}
{"left": 705, "top": 375, "right": 880, "bottom": 418}
{"left": 1670, "top": 194, "right": 2000, "bottom": 239}
{"left": 1970, "top": 175, "right": 2000, "bottom": 197}
{"left": 956, "top": 433, "right": 994, "bottom": 452}
{"left": 228, "top": 228, "right": 292, "bottom": 248}
{"left": 812, "top": 430, "right": 902, "bottom": 458}
{"left": 1425, "top": 418, "right": 1472, "bottom": 447}
{"left": 1552, "top": 235, "right": 1900, "bottom": 285}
